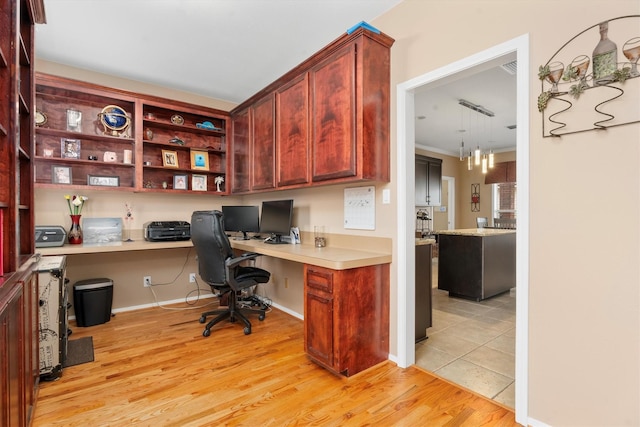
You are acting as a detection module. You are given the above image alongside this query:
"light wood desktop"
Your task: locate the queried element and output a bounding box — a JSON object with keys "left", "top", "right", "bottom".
{"left": 36, "top": 236, "right": 391, "bottom": 270}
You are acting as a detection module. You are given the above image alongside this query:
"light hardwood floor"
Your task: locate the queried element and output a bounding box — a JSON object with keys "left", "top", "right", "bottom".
{"left": 33, "top": 302, "right": 518, "bottom": 426}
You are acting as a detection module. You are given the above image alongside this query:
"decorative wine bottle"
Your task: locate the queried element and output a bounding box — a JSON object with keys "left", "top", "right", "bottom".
{"left": 592, "top": 21, "right": 618, "bottom": 85}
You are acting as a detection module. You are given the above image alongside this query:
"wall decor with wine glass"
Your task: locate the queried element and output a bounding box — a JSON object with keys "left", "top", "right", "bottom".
{"left": 538, "top": 15, "right": 640, "bottom": 137}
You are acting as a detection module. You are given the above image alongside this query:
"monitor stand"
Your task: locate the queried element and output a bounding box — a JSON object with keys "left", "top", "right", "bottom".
{"left": 233, "top": 231, "right": 251, "bottom": 240}
{"left": 264, "top": 233, "right": 288, "bottom": 244}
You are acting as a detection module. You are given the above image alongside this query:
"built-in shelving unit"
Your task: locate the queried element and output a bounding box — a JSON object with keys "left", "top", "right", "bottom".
{"left": 34, "top": 73, "right": 230, "bottom": 194}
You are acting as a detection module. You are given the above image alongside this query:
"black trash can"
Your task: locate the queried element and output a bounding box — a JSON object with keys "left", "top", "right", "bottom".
{"left": 73, "top": 278, "right": 113, "bottom": 327}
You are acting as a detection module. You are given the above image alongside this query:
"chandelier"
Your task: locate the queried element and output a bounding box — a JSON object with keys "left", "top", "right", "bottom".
{"left": 458, "top": 99, "right": 495, "bottom": 174}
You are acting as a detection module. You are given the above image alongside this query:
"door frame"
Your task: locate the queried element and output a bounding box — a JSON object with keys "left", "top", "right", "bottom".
{"left": 395, "top": 34, "right": 530, "bottom": 424}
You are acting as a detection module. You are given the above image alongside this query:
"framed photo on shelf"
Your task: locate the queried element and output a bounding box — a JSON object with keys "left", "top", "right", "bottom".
{"left": 66, "top": 109, "right": 82, "bottom": 132}
{"left": 190, "top": 149, "right": 209, "bottom": 171}
{"left": 173, "top": 174, "right": 188, "bottom": 190}
{"left": 162, "top": 150, "right": 179, "bottom": 168}
{"left": 61, "top": 138, "right": 81, "bottom": 159}
{"left": 52, "top": 166, "right": 72, "bottom": 184}
{"left": 192, "top": 174, "right": 207, "bottom": 191}
{"left": 87, "top": 175, "right": 120, "bottom": 187}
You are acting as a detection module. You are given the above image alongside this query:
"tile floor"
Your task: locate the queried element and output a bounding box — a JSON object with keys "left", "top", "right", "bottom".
{"left": 415, "top": 259, "right": 516, "bottom": 408}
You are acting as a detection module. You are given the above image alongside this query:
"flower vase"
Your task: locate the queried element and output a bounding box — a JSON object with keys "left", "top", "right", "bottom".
{"left": 68, "top": 214, "right": 83, "bottom": 244}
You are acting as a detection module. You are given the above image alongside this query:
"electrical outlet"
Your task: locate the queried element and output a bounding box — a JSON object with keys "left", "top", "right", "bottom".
{"left": 143, "top": 276, "right": 151, "bottom": 287}
{"left": 284, "top": 277, "right": 289, "bottom": 289}
{"left": 189, "top": 273, "right": 196, "bottom": 283}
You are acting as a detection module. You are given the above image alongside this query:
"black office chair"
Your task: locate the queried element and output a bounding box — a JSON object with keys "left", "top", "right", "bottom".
{"left": 191, "top": 210, "right": 270, "bottom": 336}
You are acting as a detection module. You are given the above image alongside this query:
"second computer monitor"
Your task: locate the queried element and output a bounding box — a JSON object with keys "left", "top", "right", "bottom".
{"left": 221, "top": 205, "right": 260, "bottom": 240}
{"left": 259, "top": 199, "right": 293, "bottom": 244}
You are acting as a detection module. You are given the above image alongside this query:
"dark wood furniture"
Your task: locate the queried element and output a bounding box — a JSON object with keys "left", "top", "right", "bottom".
{"left": 415, "top": 155, "right": 442, "bottom": 207}
{"left": 415, "top": 242, "right": 432, "bottom": 342}
{"left": 304, "top": 263, "right": 390, "bottom": 377}
{"left": 231, "top": 27, "right": 394, "bottom": 194}
{"left": 34, "top": 73, "right": 230, "bottom": 194}
{"left": 0, "top": 0, "right": 45, "bottom": 425}
{"left": 438, "top": 230, "right": 516, "bottom": 301}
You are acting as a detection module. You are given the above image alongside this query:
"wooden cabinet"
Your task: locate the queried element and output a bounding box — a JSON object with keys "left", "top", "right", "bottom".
{"left": 141, "top": 101, "right": 228, "bottom": 193}
{"left": 276, "top": 73, "right": 310, "bottom": 187}
{"left": 304, "top": 263, "right": 389, "bottom": 377}
{"left": 231, "top": 27, "right": 394, "bottom": 194}
{"left": 415, "top": 155, "right": 442, "bottom": 207}
{"left": 250, "top": 94, "right": 275, "bottom": 191}
{"left": 1, "top": 0, "right": 43, "bottom": 276}
{"left": 309, "top": 30, "right": 392, "bottom": 184}
{"left": 230, "top": 94, "right": 276, "bottom": 193}
{"left": 34, "top": 74, "right": 230, "bottom": 194}
{"left": 0, "top": 256, "right": 39, "bottom": 427}
{"left": 35, "top": 74, "right": 137, "bottom": 190}
{"left": 1, "top": 1, "right": 43, "bottom": 423}
{"left": 231, "top": 107, "right": 250, "bottom": 193}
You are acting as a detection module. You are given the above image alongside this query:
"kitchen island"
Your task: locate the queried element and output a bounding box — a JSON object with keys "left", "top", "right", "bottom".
{"left": 437, "top": 228, "right": 515, "bottom": 301}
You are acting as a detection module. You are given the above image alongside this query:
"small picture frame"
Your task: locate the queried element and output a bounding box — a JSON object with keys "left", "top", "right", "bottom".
{"left": 192, "top": 174, "right": 207, "bottom": 191}
{"left": 61, "top": 138, "right": 81, "bottom": 159}
{"left": 162, "top": 150, "right": 179, "bottom": 168}
{"left": 173, "top": 174, "right": 188, "bottom": 190}
{"left": 190, "top": 149, "right": 209, "bottom": 171}
{"left": 87, "top": 175, "right": 120, "bottom": 187}
{"left": 52, "top": 166, "right": 72, "bottom": 184}
{"left": 66, "top": 109, "right": 82, "bottom": 132}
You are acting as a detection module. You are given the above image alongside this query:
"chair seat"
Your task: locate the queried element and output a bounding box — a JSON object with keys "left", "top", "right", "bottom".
{"left": 236, "top": 266, "right": 271, "bottom": 283}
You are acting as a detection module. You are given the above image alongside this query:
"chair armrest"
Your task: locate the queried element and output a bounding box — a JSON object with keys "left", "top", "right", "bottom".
{"left": 225, "top": 252, "right": 261, "bottom": 268}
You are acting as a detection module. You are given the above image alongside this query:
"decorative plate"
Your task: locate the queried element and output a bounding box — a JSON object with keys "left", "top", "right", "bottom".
{"left": 171, "top": 114, "right": 184, "bottom": 125}
{"left": 196, "top": 121, "right": 221, "bottom": 131}
{"left": 35, "top": 110, "right": 47, "bottom": 126}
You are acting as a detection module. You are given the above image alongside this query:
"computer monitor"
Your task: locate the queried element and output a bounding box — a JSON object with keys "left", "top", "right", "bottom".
{"left": 221, "top": 205, "right": 260, "bottom": 240}
{"left": 259, "top": 199, "right": 293, "bottom": 244}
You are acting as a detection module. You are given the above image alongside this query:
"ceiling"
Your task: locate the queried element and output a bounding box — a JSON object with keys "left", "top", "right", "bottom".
{"left": 35, "top": 0, "right": 516, "bottom": 157}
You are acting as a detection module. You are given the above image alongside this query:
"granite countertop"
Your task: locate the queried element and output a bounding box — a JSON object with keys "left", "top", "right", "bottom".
{"left": 415, "top": 237, "right": 436, "bottom": 246}
{"left": 436, "top": 228, "right": 516, "bottom": 237}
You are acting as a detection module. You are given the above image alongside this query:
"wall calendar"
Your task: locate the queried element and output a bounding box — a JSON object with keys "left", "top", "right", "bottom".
{"left": 344, "top": 186, "right": 375, "bottom": 230}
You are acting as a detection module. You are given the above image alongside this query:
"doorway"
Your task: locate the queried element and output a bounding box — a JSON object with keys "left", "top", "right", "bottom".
{"left": 396, "top": 35, "right": 530, "bottom": 425}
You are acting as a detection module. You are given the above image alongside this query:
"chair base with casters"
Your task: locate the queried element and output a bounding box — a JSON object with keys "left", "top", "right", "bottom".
{"left": 199, "top": 288, "right": 266, "bottom": 336}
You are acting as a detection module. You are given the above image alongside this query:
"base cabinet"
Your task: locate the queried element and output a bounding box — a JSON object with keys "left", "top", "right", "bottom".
{"left": 304, "top": 263, "right": 389, "bottom": 377}
{"left": 0, "top": 255, "right": 40, "bottom": 427}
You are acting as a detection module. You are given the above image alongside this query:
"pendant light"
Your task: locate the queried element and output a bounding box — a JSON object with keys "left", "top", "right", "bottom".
{"left": 489, "top": 150, "right": 495, "bottom": 168}
{"left": 467, "top": 151, "right": 473, "bottom": 170}
{"left": 482, "top": 155, "right": 488, "bottom": 174}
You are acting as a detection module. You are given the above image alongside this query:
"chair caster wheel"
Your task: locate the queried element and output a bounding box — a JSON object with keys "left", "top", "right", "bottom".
{"left": 203, "top": 329, "right": 211, "bottom": 337}
{"left": 243, "top": 327, "right": 251, "bottom": 335}
{"left": 258, "top": 314, "right": 265, "bottom": 321}
{"left": 199, "top": 316, "right": 206, "bottom": 324}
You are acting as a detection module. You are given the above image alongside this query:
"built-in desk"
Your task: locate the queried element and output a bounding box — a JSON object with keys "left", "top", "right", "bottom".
{"left": 38, "top": 238, "right": 391, "bottom": 270}
{"left": 38, "top": 237, "right": 391, "bottom": 377}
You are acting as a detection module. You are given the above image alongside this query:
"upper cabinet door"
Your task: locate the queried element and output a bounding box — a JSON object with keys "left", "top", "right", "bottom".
{"left": 251, "top": 94, "right": 275, "bottom": 191}
{"left": 231, "top": 107, "right": 251, "bottom": 193}
{"left": 310, "top": 44, "right": 356, "bottom": 182}
{"left": 276, "top": 73, "right": 310, "bottom": 187}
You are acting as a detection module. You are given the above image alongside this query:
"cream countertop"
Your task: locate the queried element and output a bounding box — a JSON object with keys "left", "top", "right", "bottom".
{"left": 436, "top": 228, "right": 515, "bottom": 237}
{"left": 37, "top": 237, "right": 392, "bottom": 271}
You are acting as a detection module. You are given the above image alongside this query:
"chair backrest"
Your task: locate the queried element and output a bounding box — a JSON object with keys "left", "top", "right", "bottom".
{"left": 476, "top": 217, "right": 488, "bottom": 228}
{"left": 190, "top": 210, "right": 233, "bottom": 286}
{"left": 493, "top": 217, "right": 516, "bottom": 229}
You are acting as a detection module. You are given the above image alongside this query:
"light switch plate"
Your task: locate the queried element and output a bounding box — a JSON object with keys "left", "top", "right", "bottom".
{"left": 382, "top": 189, "right": 391, "bottom": 204}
